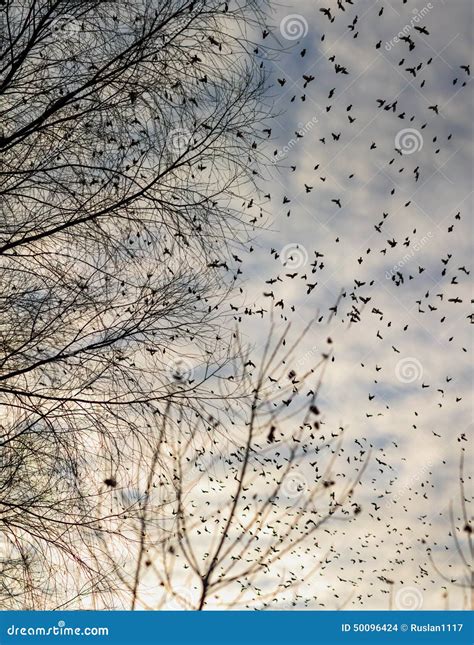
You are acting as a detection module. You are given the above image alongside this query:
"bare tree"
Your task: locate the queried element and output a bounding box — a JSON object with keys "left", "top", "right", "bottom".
{"left": 119, "top": 324, "right": 369, "bottom": 610}
{"left": 0, "top": 0, "right": 270, "bottom": 608}
{"left": 428, "top": 448, "right": 473, "bottom": 610}
{"left": 1, "top": 1, "right": 371, "bottom": 611}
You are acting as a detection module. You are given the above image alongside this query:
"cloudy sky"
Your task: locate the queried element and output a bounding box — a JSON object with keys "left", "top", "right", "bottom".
{"left": 230, "top": 0, "right": 472, "bottom": 609}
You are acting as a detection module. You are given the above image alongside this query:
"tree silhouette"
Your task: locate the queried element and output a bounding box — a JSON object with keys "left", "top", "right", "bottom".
{"left": 0, "top": 0, "right": 270, "bottom": 608}
{"left": 428, "top": 449, "right": 473, "bottom": 610}
{"left": 108, "top": 325, "right": 368, "bottom": 610}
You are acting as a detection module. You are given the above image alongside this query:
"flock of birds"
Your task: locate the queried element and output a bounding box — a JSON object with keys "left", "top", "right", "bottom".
{"left": 197, "top": 0, "right": 472, "bottom": 609}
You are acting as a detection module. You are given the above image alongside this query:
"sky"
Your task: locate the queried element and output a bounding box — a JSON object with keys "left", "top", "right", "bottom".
{"left": 227, "top": 0, "right": 473, "bottom": 609}
{"left": 2, "top": 0, "right": 472, "bottom": 614}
